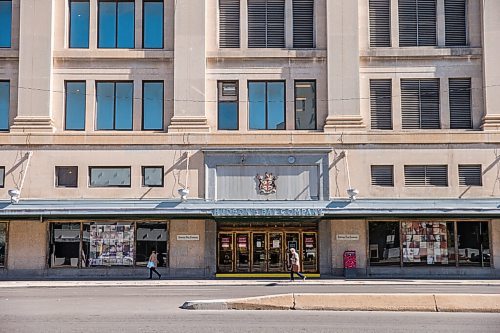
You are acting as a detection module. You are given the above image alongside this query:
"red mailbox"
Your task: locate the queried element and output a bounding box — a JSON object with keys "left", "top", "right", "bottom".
{"left": 343, "top": 250, "right": 357, "bottom": 269}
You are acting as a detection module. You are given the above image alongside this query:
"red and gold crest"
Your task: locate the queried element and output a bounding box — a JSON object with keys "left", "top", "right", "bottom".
{"left": 256, "top": 172, "right": 277, "bottom": 194}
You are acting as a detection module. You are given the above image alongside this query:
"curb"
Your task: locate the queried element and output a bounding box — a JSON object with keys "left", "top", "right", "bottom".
{"left": 181, "top": 293, "right": 500, "bottom": 313}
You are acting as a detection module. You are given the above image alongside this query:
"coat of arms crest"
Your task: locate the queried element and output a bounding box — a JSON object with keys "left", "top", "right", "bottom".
{"left": 256, "top": 172, "right": 277, "bottom": 194}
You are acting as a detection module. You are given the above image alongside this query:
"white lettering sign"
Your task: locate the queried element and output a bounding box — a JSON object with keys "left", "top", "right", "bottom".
{"left": 336, "top": 234, "right": 360, "bottom": 241}
{"left": 177, "top": 235, "right": 200, "bottom": 241}
{"left": 213, "top": 208, "right": 324, "bottom": 217}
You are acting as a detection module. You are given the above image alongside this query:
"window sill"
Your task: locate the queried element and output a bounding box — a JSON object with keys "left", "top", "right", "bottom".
{"left": 360, "top": 47, "right": 482, "bottom": 59}
{"left": 53, "top": 49, "right": 174, "bottom": 60}
{"left": 0, "top": 49, "right": 19, "bottom": 59}
{"left": 207, "top": 49, "right": 327, "bottom": 59}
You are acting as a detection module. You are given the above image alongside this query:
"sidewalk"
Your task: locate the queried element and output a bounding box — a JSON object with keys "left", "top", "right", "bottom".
{"left": 1, "top": 278, "right": 500, "bottom": 288}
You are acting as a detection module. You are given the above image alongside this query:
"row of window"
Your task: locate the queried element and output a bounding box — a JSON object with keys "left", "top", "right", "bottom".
{"left": 70, "top": 0, "right": 164, "bottom": 48}
{"left": 369, "top": 221, "right": 490, "bottom": 267}
{"left": 52, "top": 166, "right": 164, "bottom": 188}
{"left": 370, "top": 78, "right": 473, "bottom": 130}
{"left": 371, "top": 164, "right": 483, "bottom": 187}
{"left": 369, "top": 0, "right": 468, "bottom": 47}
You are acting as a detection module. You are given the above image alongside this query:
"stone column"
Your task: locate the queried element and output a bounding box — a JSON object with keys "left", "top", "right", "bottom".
{"left": 168, "top": 0, "right": 209, "bottom": 132}
{"left": 11, "top": 0, "right": 55, "bottom": 132}
{"left": 324, "top": 0, "right": 364, "bottom": 132}
{"left": 481, "top": 0, "right": 500, "bottom": 130}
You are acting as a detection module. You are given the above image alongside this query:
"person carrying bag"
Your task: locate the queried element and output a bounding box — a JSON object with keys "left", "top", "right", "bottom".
{"left": 147, "top": 249, "right": 161, "bottom": 280}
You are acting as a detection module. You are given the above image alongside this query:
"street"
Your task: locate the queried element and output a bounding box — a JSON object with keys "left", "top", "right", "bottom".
{"left": 1, "top": 284, "right": 499, "bottom": 332}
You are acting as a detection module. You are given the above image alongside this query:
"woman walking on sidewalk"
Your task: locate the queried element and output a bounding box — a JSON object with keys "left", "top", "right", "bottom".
{"left": 289, "top": 248, "right": 306, "bottom": 281}
{"left": 147, "top": 249, "right": 161, "bottom": 280}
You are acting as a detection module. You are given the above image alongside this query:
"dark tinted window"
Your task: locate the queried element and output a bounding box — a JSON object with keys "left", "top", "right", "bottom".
{"left": 249, "top": 81, "right": 285, "bottom": 130}
{"left": 0, "top": 81, "right": 9, "bottom": 131}
{"left": 218, "top": 81, "right": 239, "bottom": 130}
{"left": 295, "top": 81, "right": 316, "bottom": 130}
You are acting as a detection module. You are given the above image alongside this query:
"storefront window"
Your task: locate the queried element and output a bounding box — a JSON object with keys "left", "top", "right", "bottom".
{"left": 0, "top": 223, "right": 6, "bottom": 267}
{"left": 369, "top": 222, "right": 401, "bottom": 266}
{"left": 458, "top": 222, "right": 490, "bottom": 267}
{"left": 49, "top": 223, "right": 81, "bottom": 267}
{"left": 402, "top": 222, "right": 454, "bottom": 266}
{"left": 85, "top": 222, "right": 134, "bottom": 267}
{"left": 136, "top": 223, "right": 167, "bottom": 267}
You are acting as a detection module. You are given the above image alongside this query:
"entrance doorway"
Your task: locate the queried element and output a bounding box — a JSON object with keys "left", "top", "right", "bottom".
{"left": 217, "top": 223, "right": 318, "bottom": 274}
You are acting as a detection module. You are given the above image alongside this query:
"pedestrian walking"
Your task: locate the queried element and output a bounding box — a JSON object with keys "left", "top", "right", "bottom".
{"left": 147, "top": 249, "right": 161, "bottom": 279}
{"left": 289, "top": 248, "right": 306, "bottom": 281}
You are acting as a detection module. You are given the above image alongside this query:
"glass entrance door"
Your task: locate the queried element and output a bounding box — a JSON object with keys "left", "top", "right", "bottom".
{"left": 302, "top": 232, "right": 318, "bottom": 272}
{"left": 236, "top": 233, "right": 250, "bottom": 272}
{"left": 252, "top": 233, "right": 267, "bottom": 272}
{"left": 218, "top": 233, "right": 233, "bottom": 273}
{"left": 268, "top": 233, "right": 284, "bottom": 272}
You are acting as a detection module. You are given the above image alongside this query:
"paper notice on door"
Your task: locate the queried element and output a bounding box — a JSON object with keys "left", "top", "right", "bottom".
{"left": 272, "top": 240, "right": 280, "bottom": 248}
{"left": 256, "top": 241, "right": 262, "bottom": 248}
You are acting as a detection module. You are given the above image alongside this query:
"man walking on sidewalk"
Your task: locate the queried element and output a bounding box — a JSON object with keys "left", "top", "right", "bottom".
{"left": 289, "top": 248, "right": 306, "bottom": 281}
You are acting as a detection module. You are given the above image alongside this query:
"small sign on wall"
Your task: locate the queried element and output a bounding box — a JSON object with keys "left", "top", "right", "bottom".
{"left": 177, "top": 235, "right": 200, "bottom": 241}
{"left": 336, "top": 234, "right": 360, "bottom": 241}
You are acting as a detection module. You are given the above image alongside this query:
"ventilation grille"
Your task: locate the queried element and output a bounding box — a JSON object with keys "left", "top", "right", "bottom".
{"left": 404, "top": 165, "right": 448, "bottom": 187}
{"left": 399, "top": 0, "right": 437, "bottom": 47}
{"left": 370, "top": 79, "right": 392, "bottom": 130}
{"left": 445, "top": 0, "right": 467, "bottom": 46}
{"left": 401, "top": 79, "right": 440, "bottom": 129}
{"left": 293, "top": 0, "right": 314, "bottom": 48}
{"left": 248, "top": 0, "right": 285, "bottom": 48}
{"left": 458, "top": 164, "right": 482, "bottom": 186}
{"left": 219, "top": 0, "right": 240, "bottom": 48}
{"left": 369, "top": 0, "right": 391, "bottom": 47}
{"left": 371, "top": 165, "right": 394, "bottom": 187}
{"left": 449, "top": 78, "right": 472, "bottom": 129}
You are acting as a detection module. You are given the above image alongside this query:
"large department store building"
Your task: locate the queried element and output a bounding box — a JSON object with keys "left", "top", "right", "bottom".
{"left": 0, "top": 0, "right": 499, "bottom": 278}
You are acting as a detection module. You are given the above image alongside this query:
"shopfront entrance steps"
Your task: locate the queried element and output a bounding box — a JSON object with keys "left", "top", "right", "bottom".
{"left": 181, "top": 293, "right": 500, "bottom": 313}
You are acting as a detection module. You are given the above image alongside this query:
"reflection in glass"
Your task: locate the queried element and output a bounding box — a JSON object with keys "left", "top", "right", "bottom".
{"left": 458, "top": 222, "right": 490, "bottom": 267}
{"left": 369, "top": 222, "right": 401, "bottom": 266}
{"left": 98, "top": 0, "right": 134, "bottom": 48}
{"left": 69, "top": 0, "right": 90, "bottom": 48}
{"left": 143, "top": 82, "right": 164, "bottom": 130}
{"left": 268, "top": 233, "right": 283, "bottom": 272}
{"left": 218, "top": 103, "right": 238, "bottom": 130}
{"left": 117, "top": 1, "right": 134, "bottom": 48}
{"left": 236, "top": 233, "right": 250, "bottom": 272}
{"left": 218, "top": 233, "right": 233, "bottom": 273}
{"left": 65, "top": 82, "right": 86, "bottom": 130}
{"left": 143, "top": 0, "right": 164, "bottom": 48}
{"left": 96, "top": 82, "right": 133, "bottom": 130}
{"left": 295, "top": 81, "right": 316, "bottom": 130}
{"left": 0, "top": 223, "right": 6, "bottom": 267}
{"left": 249, "top": 81, "right": 285, "bottom": 130}
{"left": 90, "top": 167, "right": 131, "bottom": 187}
{"left": 98, "top": 1, "right": 117, "bottom": 48}
{"left": 0, "top": 81, "right": 9, "bottom": 131}
{"left": 0, "top": 1, "right": 12, "bottom": 48}
{"left": 49, "top": 223, "right": 81, "bottom": 268}
{"left": 115, "top": 82, "right": 133, "bottom": 129}
{"left": 302, "top": 233, "right": 317, "bottom": 272}
{"left": 252, "top": 233, "right": 266, "bottom": 272}
{"left": 96, "top": 82, "right": 115, "bottom": 130}
{"left": 136, "top": 223, "right": 167, "bottom": 267}
{"left": 142, "top": 166, "right": 163, "bottom": 187}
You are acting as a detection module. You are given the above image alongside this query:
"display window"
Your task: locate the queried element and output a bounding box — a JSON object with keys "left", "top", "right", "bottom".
{"left": 368, "top": 220, "right": 490, "bottom": 268}
{"left": 48, "top": 221, "right": 168, "bottom": 268}
{"left": 0, "top": 222, "right": 6, "bottom": 267}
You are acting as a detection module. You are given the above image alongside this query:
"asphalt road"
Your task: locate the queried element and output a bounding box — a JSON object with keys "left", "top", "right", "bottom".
{"left": 1, "top": 285, "right": 499, "bottom": 333}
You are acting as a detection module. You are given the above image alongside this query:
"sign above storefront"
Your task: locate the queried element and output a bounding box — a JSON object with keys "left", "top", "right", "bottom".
{"left": 176, "top": 235, "right": 200, "bottom": 241}
{"left": 336, "top": 234, "right": 360, "bottom": 241}
{"left": 213, "top": 208, "right": 324, "bottom": 217}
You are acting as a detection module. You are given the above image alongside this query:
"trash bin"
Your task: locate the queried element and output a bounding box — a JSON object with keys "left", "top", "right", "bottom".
{"left": 343, "top": 250, "right": 356, "bottom": 278}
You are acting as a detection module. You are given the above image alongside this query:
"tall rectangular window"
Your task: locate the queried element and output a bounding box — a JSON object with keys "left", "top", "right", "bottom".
{"left": 0, "top": 0, "right": 12, "bottom": 48}
{"left": 98, "top": 0, "right": 135, "bottom": 48}
{"left": 292, "top": 0, "right": 314, "bottom": 48}
{"left": 0, "top": 223, "right": 7, "bottom": 267}
{"left": 249, "top": 81, "right": 285, "bottom": 130}
{"left": 218, "top": 81, "right": 239, "bottom": 130}
{"left": 0, "top": 81, "right": 9, "bottom": 131}
{"left": 399, "top": 0, "right": 437, "bottom": 47}
{"left": 449, "top": 78, "right": 472, "bottom": 129}
{"left": 370, "top": 79, "right": 392, "bottom": 130}
{"left": 445, "top": 0, "right": 467, "bottom": 47}
{"left": 142, "top": 81, "right": 164, "bottom": 130}
{"left": 457, "top": 222, "right": 490, "bottom": 267}
{"left": 143, "top": 0, "right": 163, "bottom": 48}
{"left": 401, "top": 79, "right": 440, "bottom": 129}
{"left": 65, "top": 81, "right": 86, "bottom": 130}
{"left": 89, "top": 167, "right": 131, "bottom": 187}
{"left": 136, "top": 223, "right": 167, "bottom": 267}
{"left": 248, "top": 0, "right": 285, "bottom": 48}
{"left": 0, "top": 166, "right": 4, "bottom": 188}
{"left": 96, "top": 82, "right": 133, "bottom": 130}
{"left": 369, "top": 0, "right": 391, "bottom": 47}
{"left": 219, "top": 0, "right": 240, "bottom": 48}
{"left": 69, "top": 0, "right": 90, "bottom": 48}
{"left": 295, "top": 81, "right": 316, "bottom": 130}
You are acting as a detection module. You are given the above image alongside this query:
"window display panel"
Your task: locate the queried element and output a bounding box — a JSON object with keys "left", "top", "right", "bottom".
{"left": 49, "top": 223, "right": 81, "bottom": 267}
{"left": 402, "top": 221, "right": 454, "bottom": 266}
{"left": 369, "top": 222, "right": 401, "bottom": 266}
{"left": 136, "top": 223, "right": 167, "bottom": 267}
{"left": 0, "top": 223, "right": 6, "bottom": 267}
{"left": 85, "top": 222, "right": 134, "bottom": 267}
{"left": 458, "top": 222, "right": 490, "bottom": 267}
